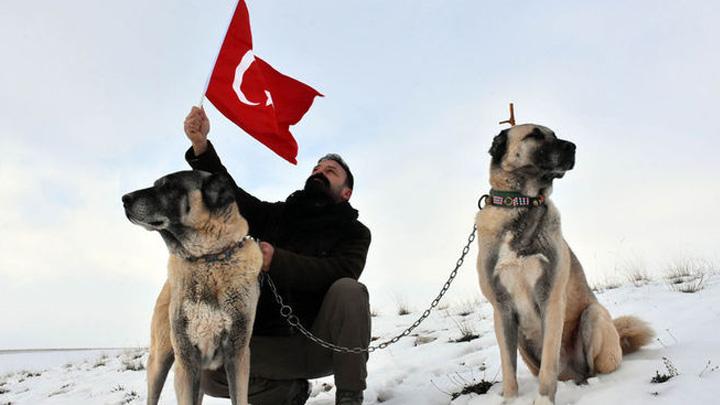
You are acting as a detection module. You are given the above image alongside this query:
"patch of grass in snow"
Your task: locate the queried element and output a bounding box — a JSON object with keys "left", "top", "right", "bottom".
{"left": 450, "top": 379, "right": 494, "bottom": 400}
{"left": 14, "top": 370, "right": 41, "bottom": 384}
{"left": 452, "top": 332, "right": 480, "bottom": 343}
{"left": 626, "top": 269, "right": 652, "bottom": 287}
{"left": 591, "top": 276, "right": 622, "bottom": 293}
{"left": 93, "top": 355, "right": 108, "bottom": 368}
{"left": 446, "top": 312, "right": 480, "bottom": 343}
{"left": 122, "top": 349, "right": 145, "bottom": 360}
{"left": 119, "top": 350, "right": 146, "bottom": 371}
{"left": 436, "top": 364, "right": 497, "bottom": 400}
{"left": 122, "top": 390, "right": 140, "bottom": 404}
{"left": 665, "top": 259, "right": 709, "bottom": 293}
{"left": 48, "top": 383, "right": 72, "bottom": 397}
{"left": 121, "top": 358, "right": 145, "bottom": 372}
{"left": 651, "top": 357, "right": 679, "bottom": 384}
{"left": 453, "top": 298, "right": 481, "bottom": 317}
{"left": 22, "top": 371, "right": 41, "bottom": 379}
{"left": 393, "top": 294, "right": 413, "bottom": 316}
{"left": 698, "top": 360, "right": 719, "bottom": 378}
{"left": 612, "top": 257, "right": 651, "bottom": 287}
{"left": 397, "top": 305, "right": 411, "bottom": 316}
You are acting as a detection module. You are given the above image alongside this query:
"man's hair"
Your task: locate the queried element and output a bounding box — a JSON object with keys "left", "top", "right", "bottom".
{"left": 319, "top": 153, "right": 354, "bottom": 190}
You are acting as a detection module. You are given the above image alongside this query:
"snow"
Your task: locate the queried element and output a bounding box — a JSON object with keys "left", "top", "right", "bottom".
{"left": 2, "top": 275, "right": 719, "bottom": 404}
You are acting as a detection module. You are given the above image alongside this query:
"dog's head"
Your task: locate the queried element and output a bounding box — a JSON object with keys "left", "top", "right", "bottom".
{"left": 122, "top": 170, "right": 248, "bottom": 258}
{"left": 488, "top": 124, "right": 575, "bottom": 193}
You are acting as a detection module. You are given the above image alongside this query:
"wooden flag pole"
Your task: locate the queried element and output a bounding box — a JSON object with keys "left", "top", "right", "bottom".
{"left": 499, "top": 103, "right": 516, "bottom": 127}
{"left": 198, "top": 0, "right": 241, "bottom": 108}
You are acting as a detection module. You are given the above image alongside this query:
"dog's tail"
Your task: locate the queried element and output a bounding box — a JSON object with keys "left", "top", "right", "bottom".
{"left": 613, "top": 316, "right": 655, "bottom": 355}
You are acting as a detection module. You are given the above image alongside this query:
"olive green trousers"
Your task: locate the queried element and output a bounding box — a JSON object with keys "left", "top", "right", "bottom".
{"left": 200, "top": 278, "right": 371, "bottom": 404}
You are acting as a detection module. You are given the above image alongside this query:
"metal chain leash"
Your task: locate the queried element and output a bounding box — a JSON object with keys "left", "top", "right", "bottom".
{"left": 263, "top": 225, "right": 477, "bottom": 354}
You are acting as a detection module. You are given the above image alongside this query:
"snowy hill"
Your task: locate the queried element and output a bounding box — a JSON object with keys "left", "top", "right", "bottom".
{"left": 2, "top": 272, "right": 719, "bottom": 404}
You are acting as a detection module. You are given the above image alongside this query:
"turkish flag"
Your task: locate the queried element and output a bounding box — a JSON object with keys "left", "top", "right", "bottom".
{"left": 205, "top": 0, "right": 322, "bottom": 164}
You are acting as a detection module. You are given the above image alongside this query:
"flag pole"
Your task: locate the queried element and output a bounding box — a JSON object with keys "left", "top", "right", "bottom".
{"left": 198, "top": 0, "right": 241, "bottom": 107}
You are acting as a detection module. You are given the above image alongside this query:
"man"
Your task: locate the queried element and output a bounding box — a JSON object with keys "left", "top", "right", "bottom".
{"left": 183, "top": 106, "right": 372, "bottom": 405}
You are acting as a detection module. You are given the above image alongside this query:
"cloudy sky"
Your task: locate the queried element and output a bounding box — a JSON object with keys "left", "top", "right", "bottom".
{"left": 1, "top": 0, "right": 719, "bottom": 350}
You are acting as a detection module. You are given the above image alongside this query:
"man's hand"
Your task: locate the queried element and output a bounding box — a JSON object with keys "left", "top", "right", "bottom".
{"left": 184, "top": 106, "right": 210, "bottom": 156}
{"left": 259, "top": 241, "right": 274, "bottom": 272}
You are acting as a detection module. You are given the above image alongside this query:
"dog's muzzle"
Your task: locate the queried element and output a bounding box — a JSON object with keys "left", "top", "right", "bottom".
{"left": 537, "top": 140, "right": 576, "bottom": 172}
{"left": 122, "top": 192, "right": 169, "bottom": 230}
{"left": 558, "top": 140, "right": 576, "bottom": 170}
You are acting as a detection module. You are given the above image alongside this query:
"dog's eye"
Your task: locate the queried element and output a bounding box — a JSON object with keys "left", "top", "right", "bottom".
{"left": 184, "top": 196, "right": 191, "bottom": 215}
{"left": 177, "top": 194, "right": 190, "bottom": 215}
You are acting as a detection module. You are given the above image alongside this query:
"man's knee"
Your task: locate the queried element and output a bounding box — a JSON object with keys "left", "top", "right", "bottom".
{"left": 249, "top": 377, "right": 310, "bottom": 405}
{"left": 200, "top": 368, "right": 230, "bottom": 398}
{"left": 323, "top": 278, "right": 370, "bottom": 330}
{"left": 200, "top": 369, "right": 311, "bottom": 405}
{"left": 327, "top": 278, "right": 369, "bottom": 303}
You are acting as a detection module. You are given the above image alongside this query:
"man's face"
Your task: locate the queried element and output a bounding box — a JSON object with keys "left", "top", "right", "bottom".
{"left": 305, "top": 159, "right": 352, "bottom": 202}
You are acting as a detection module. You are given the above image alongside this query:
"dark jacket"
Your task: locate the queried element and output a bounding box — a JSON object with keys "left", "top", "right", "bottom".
{"left": 185, "top": 141, "right": 371, "bottom": 335}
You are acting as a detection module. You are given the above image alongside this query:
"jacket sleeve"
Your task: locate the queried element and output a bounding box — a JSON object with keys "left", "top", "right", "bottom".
{"left": 185, "top": 140, "right": 228, "bottom": 174}
{"left": 184, "top": 141, "right": 282, "bottom": 238}
{"left": 268, "top": 222, "right": 371, "bottom": 293}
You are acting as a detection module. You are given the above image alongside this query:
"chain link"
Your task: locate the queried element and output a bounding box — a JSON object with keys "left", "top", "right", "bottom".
{"left": 263, "top": 224, "right": 477, "bottom": 354}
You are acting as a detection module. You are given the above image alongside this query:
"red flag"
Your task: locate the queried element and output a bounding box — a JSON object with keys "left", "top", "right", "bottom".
{"left": 205, "top": 0, "right": 322, "bottom": 164}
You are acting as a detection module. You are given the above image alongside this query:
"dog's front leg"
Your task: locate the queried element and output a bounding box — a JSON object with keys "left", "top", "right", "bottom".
{"left": 147, "top": 281, "right": 174, "bottom": 405}
{"left": 493, "top": 305, "right": 519, "bottom": 399}
{"left": 224, "top": 345, "right": 251, "bottom": 405}
{"left": 534, "top": 270, "right": 568, "bottom": 404}
{"left": 173, "top": 358, "right": 202, "bottom": 405}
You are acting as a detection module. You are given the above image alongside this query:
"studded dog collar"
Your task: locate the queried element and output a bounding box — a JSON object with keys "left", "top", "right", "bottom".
{"left": 478, "top": 190, "right": 545, "bottom": 209}
{"left": 185, "top": 234, "right": 256, "bottom": 263}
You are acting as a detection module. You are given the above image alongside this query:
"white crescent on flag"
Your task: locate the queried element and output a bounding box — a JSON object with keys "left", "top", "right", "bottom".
{"left": 233, "top": 50, "right": 273, "bottom": 107}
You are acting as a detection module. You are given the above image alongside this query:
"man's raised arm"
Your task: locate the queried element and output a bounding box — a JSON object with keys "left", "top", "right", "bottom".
{"left": 181, "top": 106, "right": 281, "bottom": 240}
{"left": 183, "top": 106, "right": 228, "bottom": 174}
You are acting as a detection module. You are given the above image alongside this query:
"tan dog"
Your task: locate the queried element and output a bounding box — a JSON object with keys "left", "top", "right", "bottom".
{"left": 123, "top": 170, "right": 262, "bottom": 405}
{"left": 475, "top": 124, "right": 654, "bottom": 404}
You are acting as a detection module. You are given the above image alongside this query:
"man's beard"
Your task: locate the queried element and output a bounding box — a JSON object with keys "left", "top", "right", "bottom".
{"left": 303, "top": 173, "right": 335, "bottom": 201}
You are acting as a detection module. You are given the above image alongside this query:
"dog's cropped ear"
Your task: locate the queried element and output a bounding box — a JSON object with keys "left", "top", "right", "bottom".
{"left": 202, "top": 173, "right": 236, "bottom": 210}
{"left": 489, "top": 130, "right": 508, "bottom": 165}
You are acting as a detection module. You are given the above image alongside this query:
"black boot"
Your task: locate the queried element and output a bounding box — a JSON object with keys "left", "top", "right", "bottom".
{"left": 336, "top": 389, "right": 363, "bottom": 405}
{"left": 249, "top": 377, "right": 310, "bottom": 405}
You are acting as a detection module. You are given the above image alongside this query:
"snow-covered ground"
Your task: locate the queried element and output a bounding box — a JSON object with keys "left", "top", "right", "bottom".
{"left": 2, "top": 273, "right": 719, "bottom": 404}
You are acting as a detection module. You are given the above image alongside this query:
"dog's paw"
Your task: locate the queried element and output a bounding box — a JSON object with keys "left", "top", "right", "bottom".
{"left": 500, "top": 394, "right": 518, "bottom": 404}
{"left": 533, "top": 395, "right": 554, "bottom": 405}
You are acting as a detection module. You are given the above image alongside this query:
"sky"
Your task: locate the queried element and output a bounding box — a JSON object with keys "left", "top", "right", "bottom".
{"left": 1, "top": 0, "right": 719, "bottom": 350}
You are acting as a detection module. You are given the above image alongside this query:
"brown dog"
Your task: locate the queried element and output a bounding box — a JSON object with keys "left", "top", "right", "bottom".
{"left": 123, "top": 170, "right": 262, "bottom": 405}
{"left": 475, "top": 124, "right": 654, "bottom": 404}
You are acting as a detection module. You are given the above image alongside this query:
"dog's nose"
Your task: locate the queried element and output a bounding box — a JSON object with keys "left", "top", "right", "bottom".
{"left": 122, "top": 193, "right": 133, "bottom": 207}
{"left": 561, "top": 141, "right": 576, "bottom": 152}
